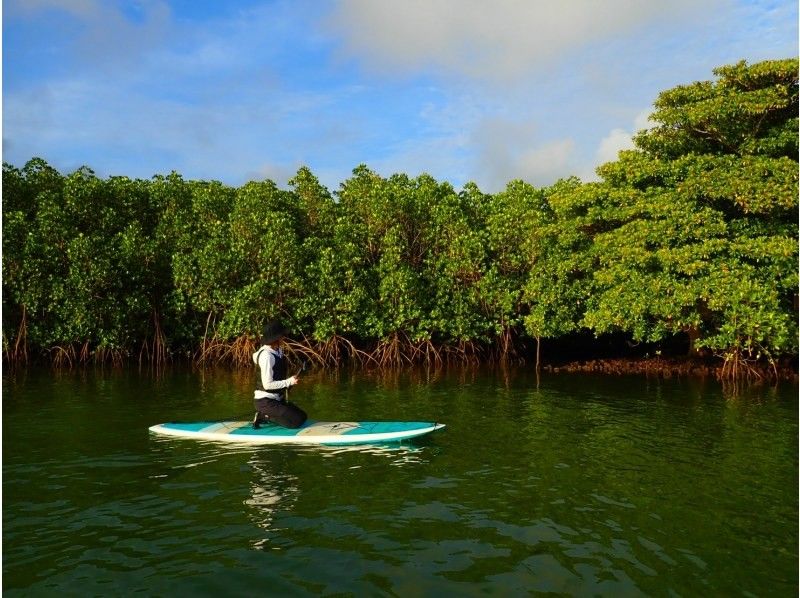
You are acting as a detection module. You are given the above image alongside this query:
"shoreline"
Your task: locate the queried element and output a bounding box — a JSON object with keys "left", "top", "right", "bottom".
{"left": 3, "top": 354, "right": 798, "bottom": 384}
{"left": 544, "top": 356, "right": 799, "bottom": 383}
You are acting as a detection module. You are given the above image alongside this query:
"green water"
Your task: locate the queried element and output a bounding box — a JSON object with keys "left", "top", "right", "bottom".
{"left": 3, "top": 366, "right": 797, "bottom": 596}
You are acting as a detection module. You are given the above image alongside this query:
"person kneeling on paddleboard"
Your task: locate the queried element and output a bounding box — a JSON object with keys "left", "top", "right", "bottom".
{"left": 252, "top": 321, "right": 307, "bottom": 429}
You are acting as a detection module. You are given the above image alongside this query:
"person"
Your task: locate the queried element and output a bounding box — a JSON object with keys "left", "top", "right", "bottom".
{"left": 252, "top": 320, "right": 307, "bottom": 429}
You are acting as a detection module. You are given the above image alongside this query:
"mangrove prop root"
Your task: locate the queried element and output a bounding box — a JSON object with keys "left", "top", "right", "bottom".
{"left": 9, "top": 332, "right": 795, "bottom": 382}
{"left": 13, "top": 306, "right": 29, "bottom": 365}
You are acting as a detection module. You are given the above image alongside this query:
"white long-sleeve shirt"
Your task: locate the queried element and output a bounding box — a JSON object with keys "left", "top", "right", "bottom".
{"left": 253, "top": 346, "right": 296, "bottom": 400}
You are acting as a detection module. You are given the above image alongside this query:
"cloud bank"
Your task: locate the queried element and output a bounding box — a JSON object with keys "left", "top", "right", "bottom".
{"left": 4, "top": 0, "right": 797, "bottom": 192}
{"left": 327, "top": 0, "right": 706, "bottom": 83}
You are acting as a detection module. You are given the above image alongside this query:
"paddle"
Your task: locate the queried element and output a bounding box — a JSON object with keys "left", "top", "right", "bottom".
{"left": 286, "top": 359, "right": 308, "bottom": 403}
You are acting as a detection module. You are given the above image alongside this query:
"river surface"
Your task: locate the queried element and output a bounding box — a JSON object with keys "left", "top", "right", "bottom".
{"left": 3, "top": 366, "right": 797, "bottom": 596}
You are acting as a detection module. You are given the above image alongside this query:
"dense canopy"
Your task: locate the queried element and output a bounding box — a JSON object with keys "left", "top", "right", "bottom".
{"left": 3, "top": 59, "right": 797, "bottom": 378}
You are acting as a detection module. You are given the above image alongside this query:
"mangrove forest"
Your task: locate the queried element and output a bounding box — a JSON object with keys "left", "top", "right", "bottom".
{"left": 2, "top": 59, "right": 798, "bottom": 379}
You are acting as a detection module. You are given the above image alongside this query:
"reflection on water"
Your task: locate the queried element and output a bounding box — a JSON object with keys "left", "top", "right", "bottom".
{"left": 3, "top": 367, "right": 797, "bottom": 596}
{"left": 318, "top": 443, "right": 428, "bottom": 465}
{"left": 243, "top": 443, "right": 432, "bottom": 551}
{"left": 245, "top": 453, "right": 300, "bottom": 550}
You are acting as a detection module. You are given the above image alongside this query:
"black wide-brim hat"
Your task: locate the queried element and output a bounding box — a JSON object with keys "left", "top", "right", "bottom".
{"left": 261, "top": 320, "right": 288, "bottom": 345}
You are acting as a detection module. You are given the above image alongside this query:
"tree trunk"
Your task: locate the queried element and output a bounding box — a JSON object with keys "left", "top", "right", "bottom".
{"left": 687, "top": 326, "right": 700, "bottom": 356}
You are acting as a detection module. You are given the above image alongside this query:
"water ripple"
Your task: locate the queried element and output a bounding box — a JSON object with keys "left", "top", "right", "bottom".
{"left": 3, "top": 369, "right": 797, "bottom": 596}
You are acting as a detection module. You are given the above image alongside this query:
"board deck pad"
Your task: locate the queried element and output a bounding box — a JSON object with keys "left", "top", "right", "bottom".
{"left": 149, "top": 420, "right": 445, "bottom": 445}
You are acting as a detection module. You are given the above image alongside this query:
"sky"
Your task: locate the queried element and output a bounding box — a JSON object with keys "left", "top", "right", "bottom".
{"left": 3, "top": 0, "right": 798, "bottom": 193}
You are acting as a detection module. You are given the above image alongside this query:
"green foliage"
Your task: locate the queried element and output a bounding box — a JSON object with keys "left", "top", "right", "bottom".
{"left": 522, "top": 177, "right": 591, "bottom": 342}
{"left": 425, "top": 180, "right": 488, "bottom": 343}
{"left": 222, "top": 180, "right": 305, "bottom": 337}
{"left": 582, "top": 58, "right": 798, "bottom": 361}
{"left": 2, "top": 58, "right": 797, "bottom": 375}
{"left": 636, "top": 59, "right": 798, "bottom": 160}
{"left": 2, "top": 160, "right": 67, "bottom": 351}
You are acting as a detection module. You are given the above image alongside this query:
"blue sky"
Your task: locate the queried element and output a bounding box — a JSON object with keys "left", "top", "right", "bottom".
{"left": 3, "top": 0, "right": 797, "bottom": 192}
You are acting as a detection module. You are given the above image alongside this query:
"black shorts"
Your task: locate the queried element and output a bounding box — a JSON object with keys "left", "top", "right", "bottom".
{"left": 254, "top": 398, "right": 307, "bottom": 429}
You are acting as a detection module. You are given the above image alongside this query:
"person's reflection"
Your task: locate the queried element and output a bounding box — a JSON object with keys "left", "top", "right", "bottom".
{"left": 245, "top": 450, "right": 300, "bottom": 549}
{"left": 244, "top": 444, "right": 431, "bottom": 548}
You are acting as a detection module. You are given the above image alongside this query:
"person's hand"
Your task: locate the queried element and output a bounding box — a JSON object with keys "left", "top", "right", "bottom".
{"left": 289, "top": 375, "right": 300, "bottom": 386}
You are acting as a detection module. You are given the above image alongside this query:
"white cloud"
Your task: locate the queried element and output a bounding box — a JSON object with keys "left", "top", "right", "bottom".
{"left": 633, "top": 109, "right": 656, "bottom": 132}
{"left": 247, "top": 162, "right": 303, "bottom": 187}
{"left": 6, "top": 0, "right": 795, "bottom": 195}
{"left": 517, "top": 138, "right": 576, "bottom": 183}
{"left": 470, "top": 117, "right": 577, "bottom": 190}
{"left": 596, "top": 128, "right": 635, "bottom": 166}
{"left": 586, "top": 108, "right": 656, "bottom": 179}
{"left": 327, "top": 0, "right": 710, "bottom": 83}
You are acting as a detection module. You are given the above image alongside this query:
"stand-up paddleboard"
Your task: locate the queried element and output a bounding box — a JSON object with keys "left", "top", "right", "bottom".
{"left": 149, "top": 420, "right": 445, "bottom": 445}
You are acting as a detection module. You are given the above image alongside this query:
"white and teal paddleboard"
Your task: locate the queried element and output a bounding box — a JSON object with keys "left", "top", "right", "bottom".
{"left": 149, "top": 420, "right": 445, "bottom": 445}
